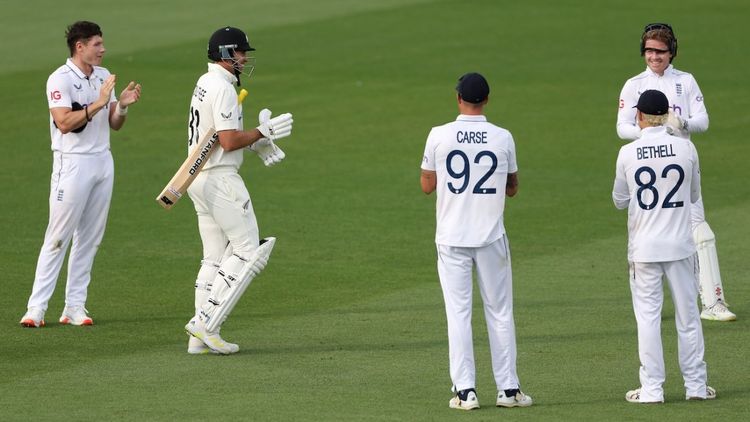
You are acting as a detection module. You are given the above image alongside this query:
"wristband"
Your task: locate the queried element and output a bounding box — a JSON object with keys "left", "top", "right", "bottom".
{"left": 84, "top": 105, "right": 92, "bottom": 122}
{"left": 116, "top": 102, "right": 128, "bottom": 116}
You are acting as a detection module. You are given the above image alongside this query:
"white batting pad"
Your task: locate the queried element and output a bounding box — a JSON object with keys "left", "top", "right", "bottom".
{"left": 693, "top": 222, "right": 725, "bottom": 307}
{"left": 201, "top": 237, "right": 276, "bottom": 332}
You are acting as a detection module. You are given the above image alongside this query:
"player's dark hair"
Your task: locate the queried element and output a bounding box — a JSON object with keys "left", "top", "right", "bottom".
{"left": 66, "top": 21, "right": 102, "bottom": 56}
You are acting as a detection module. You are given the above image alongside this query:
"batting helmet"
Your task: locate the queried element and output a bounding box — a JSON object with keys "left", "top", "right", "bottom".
{"left": 207, "top": 27, "right": 255, "bottom": 61}
{"left": 640, "top": 22, "right": 678, "bottom": 60}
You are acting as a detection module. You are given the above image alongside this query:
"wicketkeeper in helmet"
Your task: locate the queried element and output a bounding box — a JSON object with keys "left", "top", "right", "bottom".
{"left": 184, "top": 26, "right": 294, "bottom": 354}
{"left": 615, "top": 23, "right": 736, "bottom": 322}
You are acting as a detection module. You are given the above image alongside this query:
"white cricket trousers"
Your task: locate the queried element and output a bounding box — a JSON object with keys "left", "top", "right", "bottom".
{"left": 27, "top": 150, "right": 114, "bottom": 311}
{"left": 629, "top": 256, "right": 708, "bottom": 402}
{"left": 187, "top": 168, "right": 259, "bottom": 311}
{"left": 437, "top": 236, "right": 520, "bottom": 392}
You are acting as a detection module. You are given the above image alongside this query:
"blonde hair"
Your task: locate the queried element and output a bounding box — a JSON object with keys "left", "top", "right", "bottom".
{"left": 641, "top": 113, "right": 668, "bottom": 126}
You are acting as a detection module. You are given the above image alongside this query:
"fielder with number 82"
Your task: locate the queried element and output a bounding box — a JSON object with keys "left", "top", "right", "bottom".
{"left": 613, "top": 89, "right": 714, "bottom": 403}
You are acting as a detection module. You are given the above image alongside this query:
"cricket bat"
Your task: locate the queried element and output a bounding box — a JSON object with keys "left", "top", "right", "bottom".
{"left": 156, "top": 89, "right": 248, "bottom": 210}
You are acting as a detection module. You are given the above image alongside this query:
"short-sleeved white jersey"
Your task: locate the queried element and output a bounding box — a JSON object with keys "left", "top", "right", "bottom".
{"left": 46, "top": 58, "right": 116, "bottom": 154}
{"left": 187, "top": 63, "right": 244, "bottom": 171}
{"left": 422, "top": 115, "right": 517, "bottom": 247}
{"left": 612, "top": 126, "right": 701, "bottom": 262}
{"left": 616, "top": 65, "right": 708, "bottom": 140}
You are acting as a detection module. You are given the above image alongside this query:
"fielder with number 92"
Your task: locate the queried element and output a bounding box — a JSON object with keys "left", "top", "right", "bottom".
{"left": 420, "top": 72, "right": 532, "bottom": 411}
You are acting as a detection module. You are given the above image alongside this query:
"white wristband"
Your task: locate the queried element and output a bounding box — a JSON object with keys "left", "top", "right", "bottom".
{"left": 116, "top": 102, "right": 128, "bottom": 116}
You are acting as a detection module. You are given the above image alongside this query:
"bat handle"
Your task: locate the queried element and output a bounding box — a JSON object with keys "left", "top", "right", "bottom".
{"left": 238, "top": 89, "right": 248, "bottom": 104}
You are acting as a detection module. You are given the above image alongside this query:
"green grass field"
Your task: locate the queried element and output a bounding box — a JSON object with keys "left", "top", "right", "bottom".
{"left": 2, "top": 0, "right": 749, "bottom": 420}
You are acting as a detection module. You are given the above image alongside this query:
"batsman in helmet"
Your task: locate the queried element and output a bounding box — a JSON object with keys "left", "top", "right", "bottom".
{"left": 184, "top": 26, "right": 294, "bottom": 354}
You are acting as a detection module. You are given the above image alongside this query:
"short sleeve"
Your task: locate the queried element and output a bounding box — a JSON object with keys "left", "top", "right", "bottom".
{"left": 213, "top": 86, "right": 241, "bottom": 132}
{"left": 507, "top": 133, "right": 518, "bottom": 173}
{"left": 47, "top": 73, "right": 71, "bottom": 109}
{"left": 421, "top": 128, "right": 437, "bottom": 171}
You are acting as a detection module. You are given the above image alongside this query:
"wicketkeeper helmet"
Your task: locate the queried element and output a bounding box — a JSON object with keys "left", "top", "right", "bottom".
{"left": 640, "top": 22, "right": 678, "bottom": 61}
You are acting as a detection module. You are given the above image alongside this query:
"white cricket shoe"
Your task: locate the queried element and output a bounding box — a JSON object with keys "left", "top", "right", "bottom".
{"left": 496, "top": 389, "right": 533, "bottom": 407}
{"left": 187, "top": 336, "right": 219, "bottom": 355}
{"left": 687, "top": 386, "right": 716, "bottom": 400}
{"left": 449, "top": 389, "right": 479, "bottom": 410}
{"left": 185, "top": 318, "right": 239, "bottom": 355}
{"left": 625, "top": 388, "right": 663, "bottom": 404}
{"left": 20, "top": 307, "right": 46, "bottom": 328}
{"left": 701, "top": 301, "right": 736, "bottom": 321}
{"left": 59, "top": 306, "right": 93, "bottom": 326}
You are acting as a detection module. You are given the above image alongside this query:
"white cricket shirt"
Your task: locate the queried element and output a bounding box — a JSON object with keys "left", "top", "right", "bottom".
{"left": 188, "top": 63, "right": 244, "bottom": 171}
{"left": 612, "top": 126, "right": 701, "bottom": 262}
{"left": 617, "top": 65, "right": 708, "bottom": 140}
{"left": 422, "top": 114, "right": 517, "bottom": 247}
{"left": 46, "top": 58, "right": 116, "bottom": 154}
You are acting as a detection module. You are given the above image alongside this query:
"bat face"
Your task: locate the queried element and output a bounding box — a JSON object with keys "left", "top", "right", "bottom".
{"left": 188, "top": 137, "right": 217, "bottom": 176}
{"left": 156, "top": 89, "right": 247, "bottom": 210}
{"left": 155, "top": 132, "right": 219, "bottom": 210}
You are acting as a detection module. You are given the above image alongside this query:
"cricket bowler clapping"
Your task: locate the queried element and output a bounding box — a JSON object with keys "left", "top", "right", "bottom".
{"left": 20, "top": 21, "right": 142, "bottom": 328}
{"left": 183, "top": 27, "right": 293, "bottom": 354}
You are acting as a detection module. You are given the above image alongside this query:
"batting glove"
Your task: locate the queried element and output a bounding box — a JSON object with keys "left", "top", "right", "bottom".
{"left": 256, "top": 108, "right": 293, "bottom": 142}
{"left": 666, "top": 111, "right": 689, "bottom": 138}
{"left": 250, "top": 138, "right": 286, "bottom": 166}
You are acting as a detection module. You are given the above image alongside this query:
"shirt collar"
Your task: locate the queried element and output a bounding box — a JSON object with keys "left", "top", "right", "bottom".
{"left": 640, "top": 125, "right": 669, "bottom": 137}
{"left": 208, "top": 62, "right": 238, "bottom": 84}
{"left": 456, "top": 114, "right": 487, "bottom": 122}
{"left": 645, "top": 64, "right": 674, "bottom": 77}
{"left": 65, "top": 58, "right": 90, "bottom": 80}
